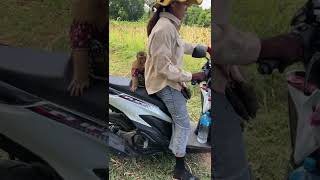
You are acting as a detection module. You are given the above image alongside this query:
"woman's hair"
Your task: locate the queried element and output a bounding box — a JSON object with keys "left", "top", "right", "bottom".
{"left": 147, "top": 6, "right": 169, "bottom": 37}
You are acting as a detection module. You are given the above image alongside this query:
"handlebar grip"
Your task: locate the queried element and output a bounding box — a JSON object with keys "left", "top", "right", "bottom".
{"left": 258, "top": 60, "right": 280, "bottom": 75}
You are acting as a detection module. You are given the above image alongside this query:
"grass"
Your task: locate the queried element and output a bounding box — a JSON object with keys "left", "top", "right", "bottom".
{"left": 228, "top": 0, "right": 306, "bottom": 179}
{"left": 109, "top": 20, "right": 211, "bottom": 179}
{"left": 0, "top": 0, "right": 71, "bottom": 51}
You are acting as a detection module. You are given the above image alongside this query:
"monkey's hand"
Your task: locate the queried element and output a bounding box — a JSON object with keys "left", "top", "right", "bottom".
{"left": 130, "top": 85, "right": 138, "bottom": 92}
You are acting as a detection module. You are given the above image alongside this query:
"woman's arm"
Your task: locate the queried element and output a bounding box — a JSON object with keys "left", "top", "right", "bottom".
{"left": 181, "top": 40, "right": 208, "bottom": 56}
{"left": 213, "top": 23, "right": 261, "bottom": 65}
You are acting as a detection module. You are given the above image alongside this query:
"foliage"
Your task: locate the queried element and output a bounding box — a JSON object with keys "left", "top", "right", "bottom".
{"left": 109, "top": 0, "right": 145, "bottom": 21}
{"left": 184, "top": 6, "right": 211, "bottom": 27}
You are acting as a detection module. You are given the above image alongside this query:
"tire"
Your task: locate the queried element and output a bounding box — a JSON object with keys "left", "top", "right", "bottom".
{"left": 0, "top": 160, "right": 60, "bottom": 180}
{"left": 109, "top": 112, "right": 134, "bottom": 131}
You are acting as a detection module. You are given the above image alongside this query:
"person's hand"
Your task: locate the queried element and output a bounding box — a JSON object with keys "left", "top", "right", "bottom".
{"left": 207, "top": 46, "right": 212, "bottom": 56}
{"left": 229, "top": 65, "right": 245, "bottom": 82}
{"left": 68, "top": 79, "right": 90, "bottom": 96}
{"left": 225, "top": 81, "right": 259, "bottom": 121}
{"left": 191, "top": 72, "right": 206, "bottom": 81}
{"left": 258, "top": 33, "right": 304, "bottom": 73}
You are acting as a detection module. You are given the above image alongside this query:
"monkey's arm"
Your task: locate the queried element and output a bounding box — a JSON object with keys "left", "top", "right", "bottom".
{"left": 131, "top": 64, "right": 139, "bottom": 91}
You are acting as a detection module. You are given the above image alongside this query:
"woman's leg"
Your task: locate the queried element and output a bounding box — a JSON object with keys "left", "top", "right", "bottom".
{"left": 211, "top": 91, "right": 252, "bottom": 180}
{"left": 156, "top": 86, "right": 191, "bottom": 157}
{"left": 156, "top": 86, "right": 198, "bottom": 179}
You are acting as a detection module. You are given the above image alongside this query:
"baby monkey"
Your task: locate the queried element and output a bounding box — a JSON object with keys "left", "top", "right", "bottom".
{"left": 130, "top": 51, "right": 147, "bottom": 92}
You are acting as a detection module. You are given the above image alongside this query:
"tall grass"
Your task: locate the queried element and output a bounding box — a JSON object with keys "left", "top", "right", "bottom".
{"left": 229, "top": 0, "right": 306, "bottom": 179}
{"left": 0, "top": 0, "right": 71, "bottom": 51}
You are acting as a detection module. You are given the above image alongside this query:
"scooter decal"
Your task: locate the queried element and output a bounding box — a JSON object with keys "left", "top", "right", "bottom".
{"left": 118, "top": 93, "right": 150, "bottom": 108}
{"left": 27, "top": 105, "right": 108, "bottom": 142}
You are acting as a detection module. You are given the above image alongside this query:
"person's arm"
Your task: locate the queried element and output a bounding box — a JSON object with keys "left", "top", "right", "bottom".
{"left": 213, "top": 0, "right": 261, "bottom": 65}
{"left": 213, "top": 23, "right": 261, "bottom": 65}
{"left": 180, "top": 39, "right": 209, "bottom": 56}
{"left": 149, "top": 30, "right": 192, "bottom": 82}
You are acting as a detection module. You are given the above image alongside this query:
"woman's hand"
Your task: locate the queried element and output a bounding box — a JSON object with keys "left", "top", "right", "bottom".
{"left": 229, "top": 65, "right": 246, "bottom": 82}
{"left": 207, "top": 46, "right": 212, "bottom": 56}
{"left": 191, "top": 72, "right": 206, "bottom": 81}
{"left": 259, "top": 33, "right": 303, "bottom": 72}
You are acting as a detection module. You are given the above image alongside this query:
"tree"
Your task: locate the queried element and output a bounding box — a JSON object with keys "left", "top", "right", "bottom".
{"left": 184, "top": 6, "right": 211, "bottom": 27}
{"left": 145, "top": 0, "right": 155, "bottom": 11}
{"left": 109, "top": 0, "right": 145, "bottom": 21}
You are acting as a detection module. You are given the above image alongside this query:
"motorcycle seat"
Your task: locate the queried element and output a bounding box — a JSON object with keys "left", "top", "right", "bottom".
{"left": 0, "top": 45, "right": 106, "bottom": 120}
{"left": 109, "top": 76, "right": 171, "bottom": 117}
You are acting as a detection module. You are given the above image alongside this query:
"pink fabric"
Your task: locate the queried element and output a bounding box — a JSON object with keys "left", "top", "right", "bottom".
{"left": 311, "top": 106, "right": 320, "bottom": 127}
{"left": 131, "top": 68, "right": 143, "bottom": 77}
{"left": 70, "top": 20, "right": 107, "bottom": 49}
{"left": 287, "top": 74, "right": 318, "bottom": 94}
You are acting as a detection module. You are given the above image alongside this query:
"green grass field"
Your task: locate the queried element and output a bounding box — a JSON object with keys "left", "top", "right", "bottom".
{"left": 230, "top": 0, "right": 306, "bottom": 179}
{"left": 109, "top": 20, "right": 211, "bottom": 180}
{"left": 0, "top": 0, "right": 71, "bottom": 51}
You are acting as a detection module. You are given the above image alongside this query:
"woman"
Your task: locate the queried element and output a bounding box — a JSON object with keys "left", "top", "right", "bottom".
{"left": 145, "top": 0, "right": 209, "bottom": 179}
{"left": 68, "top": 0, "right": 107, "bottom": 96}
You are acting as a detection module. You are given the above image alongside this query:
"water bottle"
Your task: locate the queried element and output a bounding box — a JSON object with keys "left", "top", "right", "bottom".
{"left": 289, "top": 157, "right": 320, "bottom": 180}
{"left": 197, "top": 111, "right": 211, "bottom": 144}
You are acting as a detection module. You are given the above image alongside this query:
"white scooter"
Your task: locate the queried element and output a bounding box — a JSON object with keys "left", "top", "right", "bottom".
{"left": 109, "top": 55, "right": 211, "bottom": 157}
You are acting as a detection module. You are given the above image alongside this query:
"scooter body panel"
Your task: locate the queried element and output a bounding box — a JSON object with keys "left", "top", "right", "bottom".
{"left": 109, "top": 90, "right": 172, "bottom": 127}
{"left": 0, "top": 100, "right": 108, "bottom": 180}
{"left": 109, "top": 79, "right": 212, "bottom": 154}
{"left": 287, "top": 71, "right": 320, "bottom": 164}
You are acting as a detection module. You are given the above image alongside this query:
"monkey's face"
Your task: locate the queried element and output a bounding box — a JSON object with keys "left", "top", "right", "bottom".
{"left": 138, "top": 55, "right": 146, "bottom": 65}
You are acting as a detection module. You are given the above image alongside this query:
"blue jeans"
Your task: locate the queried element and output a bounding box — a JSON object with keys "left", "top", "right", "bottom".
{"left": 156, "top": 86, "right": 191, "bottom": 157}
{"left": 211, "top": 91, "right": 252, "bottom": 180}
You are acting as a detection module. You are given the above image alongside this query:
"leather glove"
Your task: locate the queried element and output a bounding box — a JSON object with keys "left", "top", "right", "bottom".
{"left": 225, "top": 81, "right": 259, "bottom": 121}
{"left": 258, "top": 33, "right": 304, "bottom": 73}
{"left": 191, "top": 72, "right": 206, "bottom": 82}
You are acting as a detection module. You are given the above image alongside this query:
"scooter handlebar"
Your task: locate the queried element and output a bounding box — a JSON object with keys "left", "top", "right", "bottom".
{"left": 257, "top": 60, "right": 280, "bottom": 75}
{"left": 191, "top": 80, "right": 199, "bottom": 85}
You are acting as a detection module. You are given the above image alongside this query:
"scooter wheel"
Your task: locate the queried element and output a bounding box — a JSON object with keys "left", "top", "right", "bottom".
{"left": 0, "top": 160, "right": 59, "bottom": 180}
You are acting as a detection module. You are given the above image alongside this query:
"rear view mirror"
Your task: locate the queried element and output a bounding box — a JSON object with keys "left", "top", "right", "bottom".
{"left": 192, "top": 45, "right": 207, "bottom": 58}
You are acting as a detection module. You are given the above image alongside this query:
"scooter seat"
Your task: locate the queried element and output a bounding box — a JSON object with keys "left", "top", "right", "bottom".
{"left": 0, "top": 45, "right": 106, "bottom": 120}
{"left": 109, "top": 76, "right": 171, "bottom": 117}
{"left": 0, "top": 45, "right": 67, "bottom": 78}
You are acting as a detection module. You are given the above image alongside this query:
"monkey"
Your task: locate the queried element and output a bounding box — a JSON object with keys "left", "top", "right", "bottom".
{"left": 68, "top": 0, "right": 107, "bottom": 96}
{"left": 130, "top": 51, "right": 147, "bottom": 92}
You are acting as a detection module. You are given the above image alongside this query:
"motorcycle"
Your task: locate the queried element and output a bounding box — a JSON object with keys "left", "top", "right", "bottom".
{"left": 0, "top": 43, "right": 108, "bottom": 180}
{"left": 108, "top": 55, "right": 211, "bottom": 156}
{"left": 257, "top": 0, "right": 320, "bottom": 177}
